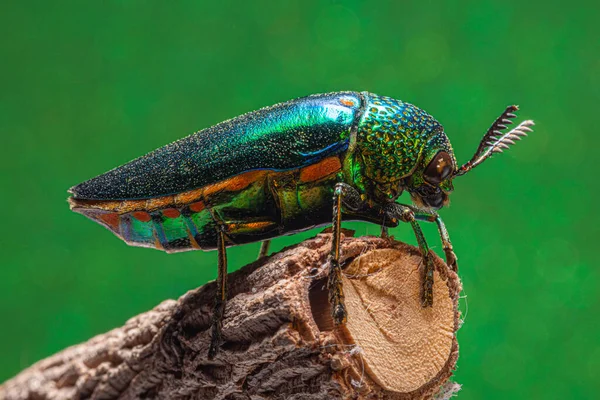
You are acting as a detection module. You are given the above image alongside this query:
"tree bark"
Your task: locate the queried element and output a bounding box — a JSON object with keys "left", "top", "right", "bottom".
{"left": 0, "top": 233, "right": 462, "bottom": 400}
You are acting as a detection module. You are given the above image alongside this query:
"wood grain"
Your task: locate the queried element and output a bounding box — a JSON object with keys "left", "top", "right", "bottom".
{"left": 0, "top": 233, "right": 462, "bottom": 400}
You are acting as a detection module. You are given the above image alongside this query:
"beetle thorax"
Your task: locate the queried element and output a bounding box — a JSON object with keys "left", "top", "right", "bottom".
{"left": 356, "top": 93, "right": 443, "bottom": 199}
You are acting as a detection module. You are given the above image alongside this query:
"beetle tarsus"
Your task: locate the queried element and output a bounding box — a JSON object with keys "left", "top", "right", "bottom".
{"left": 208, "top": 300, "right": 224, "bottom": 359}
{"left": 421, "top": 250, "right": 435, "bottom": 308}
{"left": 442, "top": 243, "right": 458, "bottom": 272}
{"left": 328, "top": 257, "right": 347, "bottom": 325}
{"left": 208, "top": 230, "right": 228, "bottom": 359}
{"left": 384, "top": 203, "right": 436, "bottom": 308}
{"left": 332, "top": 304, "right": 347, "bottom": 325}
{"left": 380, "top": 226, "right": 389, "bottom": 238}
{"left": 433, "top": 215, "right": 458, "bottom": 272}
{"left": 411, "top": 220, "right": 435, "bottom": 308}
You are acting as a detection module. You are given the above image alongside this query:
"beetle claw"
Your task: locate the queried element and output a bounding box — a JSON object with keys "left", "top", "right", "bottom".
{"left": 332, "top": 304, "right": 347, "bottom": 325}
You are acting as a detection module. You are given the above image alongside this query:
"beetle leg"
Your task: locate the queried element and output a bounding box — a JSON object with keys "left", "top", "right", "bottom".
{"left": 411, "top": 220, "right": 435, "bottom": 307}
{"left": 432, "top": 215, "right": 458, "bottom": 272}
{"left": 258, "top": 240, "right": 271, "bottom": 259}
{"left": 329, "top": 183, "right": 365, "bottom": 325}
{"left": 384, "top": 203, "right": 435, "bottom": 307}
{"left": 208, "top": 229, "right": 228, "bottom": 359}
{"left": 381, "top": 226, "right": 389, "bottom": 238}
{"left": 411, "top": 210, "right": 458, "bottom": 272}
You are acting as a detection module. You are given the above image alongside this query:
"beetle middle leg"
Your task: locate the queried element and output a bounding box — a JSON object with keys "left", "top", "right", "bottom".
{"left": 384, "top": 203, "right": 435, "bottom": 307}
{"left": 208, "top": 229, "right": 228, "bottom": 359}
{"left": 329, "top": 182, "right": 365, "bottom": 325}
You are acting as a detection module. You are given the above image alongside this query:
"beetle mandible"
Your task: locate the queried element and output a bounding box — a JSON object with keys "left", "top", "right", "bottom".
{"left": 68, "top": 91, "right": 534, "bottom": 358}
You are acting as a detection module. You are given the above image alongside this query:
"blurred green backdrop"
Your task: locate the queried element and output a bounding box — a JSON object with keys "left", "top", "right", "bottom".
{"left": 1, "top": 1, "right": 598, "bottom": 398}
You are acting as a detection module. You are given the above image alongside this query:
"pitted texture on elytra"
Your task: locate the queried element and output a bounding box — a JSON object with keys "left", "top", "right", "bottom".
{"left": 70, "top": 92, "right": 362, "bottom": 200}
{"left": 357, "top": 93, "right": 442, "bottom": 183}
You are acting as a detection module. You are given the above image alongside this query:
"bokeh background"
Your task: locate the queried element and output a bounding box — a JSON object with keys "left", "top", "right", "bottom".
{"left": 1, "top": 1, "right": 598, "bottom": 398}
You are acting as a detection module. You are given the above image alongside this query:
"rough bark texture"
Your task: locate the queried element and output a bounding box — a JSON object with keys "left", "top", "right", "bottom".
{"left": 0, "top": 233, "right": 462, "bottom": 400}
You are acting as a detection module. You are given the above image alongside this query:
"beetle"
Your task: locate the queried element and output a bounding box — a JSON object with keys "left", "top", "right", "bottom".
{"left": 68, "top": 91, "right": 534, "bottom": 358}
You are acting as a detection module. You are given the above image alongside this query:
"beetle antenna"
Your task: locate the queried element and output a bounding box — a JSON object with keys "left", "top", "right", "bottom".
{"left": 454, "top": 105, "right": 534, "bottom": 176}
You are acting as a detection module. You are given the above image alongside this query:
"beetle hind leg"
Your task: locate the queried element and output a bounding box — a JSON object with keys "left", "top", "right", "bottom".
{"left": 329, "top": 183, "right": 365, "bottom": 325}
{"left": 208, "top": 229, "right": 228, "bottom": 359}
{"left": 257, "top": 240, "right": 271, "bottom": 259}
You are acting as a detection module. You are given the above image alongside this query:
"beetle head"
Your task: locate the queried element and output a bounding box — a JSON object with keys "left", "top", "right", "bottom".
{"left": 403, "top": 129, "right": 457, "bottom": 210}
{"left": 357, "top": 94, "right": 533, "bottom": 210}
{"left": 404, "top": 106, "right": 534, "bottom": 210}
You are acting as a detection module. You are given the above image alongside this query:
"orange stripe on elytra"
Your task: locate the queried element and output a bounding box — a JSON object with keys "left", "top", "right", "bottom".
{"left": 174, "top": 188, "right": 203, "bottom": 206}
{"left": 70, "top": 199, "right": 122, "bottom": 211}
{"left": 145, "top": 196, "right": 174, "bottom": 211}
{"left": 70, "top": 197, "right": 170, "bottom": 213}
{"left": 71, "top": 168, "right": 271, "bottom": 215}
{"left": 118, "top": 200, "right": 147, "bottom": 213}
{"left": 299, "top": 157, "right": 341, "bottom": 183}
{"left": 203, "top": 170, "right": 267, "bottom": 196}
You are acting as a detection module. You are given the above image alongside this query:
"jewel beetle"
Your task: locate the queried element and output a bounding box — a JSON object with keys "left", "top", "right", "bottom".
{"left": 68, "top": 91, "right": 534, "bottom": 358}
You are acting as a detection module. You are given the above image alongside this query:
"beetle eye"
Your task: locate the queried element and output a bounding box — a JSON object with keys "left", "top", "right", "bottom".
{"left": 424, "top": 151, "right": 453, "bottom": 185}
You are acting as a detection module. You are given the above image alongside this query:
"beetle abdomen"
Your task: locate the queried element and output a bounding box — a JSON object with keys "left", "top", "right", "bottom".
{"left": 69, "top": 156, "right": 346, "bottom": 252}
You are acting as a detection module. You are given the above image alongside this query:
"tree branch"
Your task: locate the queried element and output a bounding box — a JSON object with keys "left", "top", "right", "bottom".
{"left": 0, "top": 233, "right": 462, "bottom": 400}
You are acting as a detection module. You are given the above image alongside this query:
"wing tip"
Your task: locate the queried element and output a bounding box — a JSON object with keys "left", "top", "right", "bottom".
{"left": 68, "top": 178, "right": 106, "bottom": 201}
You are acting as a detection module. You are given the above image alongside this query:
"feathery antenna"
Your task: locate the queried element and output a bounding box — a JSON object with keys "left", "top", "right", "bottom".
{"left": 455, "top": 105, "right": 534, "bottom": 177}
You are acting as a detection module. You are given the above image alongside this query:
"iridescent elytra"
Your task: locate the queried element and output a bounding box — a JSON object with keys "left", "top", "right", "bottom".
{"left": 69, "top": 91, "right": 534, "bottom": 358}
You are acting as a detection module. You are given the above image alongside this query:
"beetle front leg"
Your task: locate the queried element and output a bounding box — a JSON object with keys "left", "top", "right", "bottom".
{"left": 384, "top": 203, "right": 435, "bottom": 307}
{"left": 412, "top": 210, "right": 458, "bottom": 272}
{"left": 432, "top": 215, "right": 458, "bottom": 272}
{"left": 208, "top": 229, "right": 228, "bottom": 359}
{"left": 329, "top": 182, "right": 365, "bottom": 325}
{"left": 411, "top": 220, "right": 435, "bottom": 307}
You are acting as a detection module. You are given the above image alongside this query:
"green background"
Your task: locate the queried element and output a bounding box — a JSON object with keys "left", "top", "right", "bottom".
{"left": 1, "top": 1, "right": 597, "bottom": 398}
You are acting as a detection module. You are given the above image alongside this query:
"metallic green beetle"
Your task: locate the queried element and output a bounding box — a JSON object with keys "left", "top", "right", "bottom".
{"left": 68, "top": 91, "right": 534, "bottom": 358}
